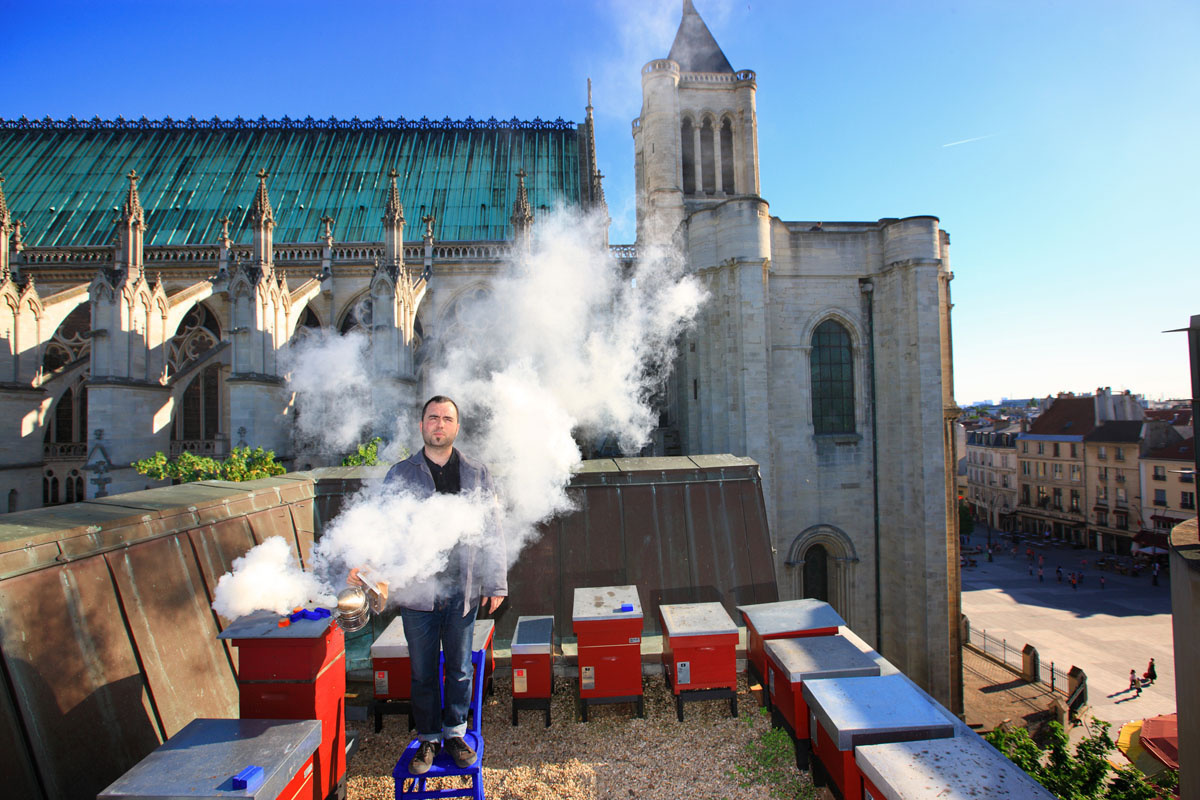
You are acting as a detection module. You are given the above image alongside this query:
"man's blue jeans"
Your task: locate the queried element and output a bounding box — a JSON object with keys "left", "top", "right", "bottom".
{"left": 400, "top": 596, "right": 478, "bottom": 742}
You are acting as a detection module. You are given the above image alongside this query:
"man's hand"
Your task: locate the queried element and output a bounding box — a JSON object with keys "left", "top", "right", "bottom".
{"left": 480, "top": 596, "right": 504, "bottom": 614}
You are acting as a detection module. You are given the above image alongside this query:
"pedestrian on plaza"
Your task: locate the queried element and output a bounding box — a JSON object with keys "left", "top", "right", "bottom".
{"left": 1100, "top": 574, "right": 1106, "bottom": 590}
{"left": 1038, "top": 566, "right": 1044, "bottom": 582}
{"left": 1130, "top": 669, "right": 1142, "bottom": 696}
{"left": 1038, "top": 554, "right": 1044, "bottom": 567}
{"left": 1152, "top": 562, "right": 1160, "bottom": 587}
{"left": 1056, "top": 565, "right": 1063, "bottom": 582}
{"left": 1029, "top": 562, "right": 1034, "bottom": 576}
{"left": 1070, "top": 573, "right": 1077, "bottom": 591}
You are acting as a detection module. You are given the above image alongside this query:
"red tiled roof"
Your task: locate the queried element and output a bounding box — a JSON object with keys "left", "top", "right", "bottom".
{"left": 1027, "top": 396, "right": 1096, "bottom": 437}
{"left": 1146, "top": 437, "right": 1195, "bottom": 461}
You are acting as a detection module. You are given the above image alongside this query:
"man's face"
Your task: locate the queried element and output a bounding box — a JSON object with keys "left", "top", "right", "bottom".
{"left": 421, "top": 401, "right": 459, "bottom": 449}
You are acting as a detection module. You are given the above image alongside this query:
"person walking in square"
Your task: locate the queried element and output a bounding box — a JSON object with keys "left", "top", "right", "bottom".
{"left": 1130, "top": 669, "right": 1142, "bottom": 696}
{"left": 1145, "top": 658, "right": 1157, "bottom": 685}
{"left": 1038, "top": 566, "right": 1044, "bottom": 582}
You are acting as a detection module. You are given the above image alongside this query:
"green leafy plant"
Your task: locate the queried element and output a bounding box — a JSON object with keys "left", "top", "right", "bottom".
{"left": 959, "top": 499, "right": 975, "bottom": 536}
{"left": 986, "top": 719, "right": 1176, "bottom": 799}
{"left": 341, "top": 436, "right": 385, "bottom": 466}
{"left": 729, "top": 709, "right": 814, "bottom": 799}
{"left": 132, "top": 446, "right": 286, "bottom": 483}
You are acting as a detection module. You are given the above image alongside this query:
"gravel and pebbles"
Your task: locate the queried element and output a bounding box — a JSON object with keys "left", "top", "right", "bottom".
{"left": 346, "top": 673, "right": 811, "bottom": 799}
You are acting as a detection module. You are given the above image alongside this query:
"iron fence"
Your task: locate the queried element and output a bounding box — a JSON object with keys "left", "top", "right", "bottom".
{"left": 967, "top": 625, "right": 1069, "bottom": 695}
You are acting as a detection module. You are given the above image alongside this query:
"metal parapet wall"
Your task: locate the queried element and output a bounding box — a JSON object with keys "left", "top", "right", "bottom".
{"left": 0, "top": 455, "right": 776, "bottom": 800}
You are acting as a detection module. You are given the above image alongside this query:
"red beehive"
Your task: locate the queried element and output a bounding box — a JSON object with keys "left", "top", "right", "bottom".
{"left": 511, "top": 614, "right": 554, "bottom": 727}
{"left": 764, "top": 635, "right": 879, "bottom": 767}
{"left": 572, "top": 585, "right": 644, "bottom": 720}
{"left": 802, "top": 674, "right": 954, "bottom": 800}
{"left": 659, "top": 602, "right": 738, "bottom": 720}
{"left": 737, "top": 598, "right": 845, "bottom": 702}
{"left": 369, "top": 617, "right": 496, "bottom": 731}
{"left": 220, "top": 609, "right": 345, "bottom": 800}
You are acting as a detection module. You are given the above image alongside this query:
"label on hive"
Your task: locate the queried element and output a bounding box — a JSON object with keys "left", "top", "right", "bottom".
{"left": 628, "top": 637, "right": 640, "bottom": 644}
{"left": 581, "top": 665, "right": 595, "bottom": 690}
{"left": 374, "top": 670, "right": 389, "bottom": 696}
{"left": 678, "top": 661, "right": 691, "bottom": 685}
{"left": 514, "top": 668, "right": 528, "bottom": 694}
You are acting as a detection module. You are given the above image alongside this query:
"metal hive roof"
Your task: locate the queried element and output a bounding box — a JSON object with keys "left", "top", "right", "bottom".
{"left": 0, "top": 116, "right": 583, "bottom": 247}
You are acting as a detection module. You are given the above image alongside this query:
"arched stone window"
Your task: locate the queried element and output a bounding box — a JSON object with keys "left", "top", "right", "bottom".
{"left": 720, "top": 118, "right": 735, "bottom": 194}
{"left": 174, "top": 364, "right": 221, "bottom": 444}
{"left": 680, "top": 118, "right": 696, "bottom": 195}
{"left": 167, "top": 304, "right": 221, "bottom": 378}
{"left": 43, "top": 380, "right": 87, "bottom": 445}
{"left": 700, "top": 118, "right": 716, "bottom": 194}
{"left": 290, "top": 305, "right": 322, "bottom": 345}
{"left": 339, "top": 294, "right": 374, "bottom": 335}
{"left": 810, "top": 319, "right": 855, "bottom": 434}
{"left": 42, "top": 304, "right": 91, "bottom": 376}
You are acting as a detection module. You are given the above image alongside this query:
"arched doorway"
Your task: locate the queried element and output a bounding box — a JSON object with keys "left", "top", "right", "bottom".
{"left": 803, "top": 544, "right": 829, "bottom": 602}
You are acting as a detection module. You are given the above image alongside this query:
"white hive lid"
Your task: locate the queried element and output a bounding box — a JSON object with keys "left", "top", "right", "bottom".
{"left": 370, "top": 616, "right": 408, "bottom": 658}
{"left": 801, "top": 674, "right": 955, "bottom": 751}
{"left": 765, "top": 635, "right": 881, "bottom": 683}
{"left": 660, "top": 602, "right": 737, "bottom": 637}
{"left": 736, "top": 598, "right": 845, "bottom": 635}
{"left": 855, "top": 733, "right": 1057, "bottom": 798}
{"left": 573, "top": 585, "right": 642, "bottom": 621}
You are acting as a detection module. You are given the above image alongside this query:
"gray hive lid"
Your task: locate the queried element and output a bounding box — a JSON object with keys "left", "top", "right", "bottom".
{"left": 660, "top": 602, "right": 737, "bottom": 637}
{"left": 512, "top": 615, "right": 555, "bottom": 654}
{"left": 573, "top": 585, "right": 642, "bottom": 621}
{"left": 802, "top": 674, "right": 955, "bottom": 751}
{"left": 855, "top": 733, "right": 1056, "bottom": 798}
{"left": 765, "top": 635, "right": 881, "bottom": 683}
{"left": 97, "top": 718, "right": 322, "bottom": 799}
{"left": 217, "top": 608, "right": 332, "bottom": 640}
{"left": 472, "top": 618, "right": 495, "bottom": 651}
{"left": 737, "top": 598, "right": 845, "bottom": 635}
{"left": 371, "top": 616, "right": 408, "bottom": 658}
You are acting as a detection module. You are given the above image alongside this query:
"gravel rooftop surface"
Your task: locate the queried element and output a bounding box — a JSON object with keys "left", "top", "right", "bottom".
{"left": 347, "top": 673, "right": 810, "bottom": 799}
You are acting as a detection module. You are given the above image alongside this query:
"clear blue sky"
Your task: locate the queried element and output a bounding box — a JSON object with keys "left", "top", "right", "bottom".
{"left": 4, "top": 0, "right": 1198, "bottom": 406}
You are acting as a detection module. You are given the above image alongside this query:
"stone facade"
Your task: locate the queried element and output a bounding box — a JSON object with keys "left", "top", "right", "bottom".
{"left": 633, "top": 1, "right": 960, "bottom": 709}
{"left": 965, "top": 430, "right": 1019, "bottom": 533}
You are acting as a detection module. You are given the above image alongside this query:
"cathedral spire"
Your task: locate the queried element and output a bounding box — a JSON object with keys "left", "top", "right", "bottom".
{"left": 0, "top": 176, "right": 10, "bottom": 280}
{"left": 114, "top": 170, "right": 145, "bottom": 280}
{"left": 669, "top": 0, "right": 734, "bottom": 73}
{"left": 382, "top": 168, "right": 405, "bottom": 273}
{"left": 510, "top": 168, "right": 533, "bottom": 247}
{"left": 249, "top": 169, "right": 274, "bottom": 272}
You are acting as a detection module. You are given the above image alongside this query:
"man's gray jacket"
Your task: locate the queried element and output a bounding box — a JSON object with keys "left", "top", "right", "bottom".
{"left": 383, "top": 449, "right": 508, "bottom": 616}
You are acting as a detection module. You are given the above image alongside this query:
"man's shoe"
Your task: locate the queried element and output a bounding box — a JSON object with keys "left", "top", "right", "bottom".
{"left": 408, "top": 741, "right": 439, "bottom": 775}
{"left": 444, "top": 736, "right": 477, "bottom": 768}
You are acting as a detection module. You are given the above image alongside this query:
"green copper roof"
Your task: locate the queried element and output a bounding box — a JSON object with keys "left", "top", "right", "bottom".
{"left": 0, "top": 116, "right": 584, "bottom": 247}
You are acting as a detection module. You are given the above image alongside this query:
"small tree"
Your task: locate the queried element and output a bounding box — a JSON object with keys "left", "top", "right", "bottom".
{"left": 132, "top": 446, "right": 286, "bottom": 483}
{"left": 985, "top": 719, "right": 1174, "bottom": 800}
{"left": 341, "top": 436, "right": 384, "bottom": 467}
{"left": 958, "top": 499, "right": 975, "bottom": 536}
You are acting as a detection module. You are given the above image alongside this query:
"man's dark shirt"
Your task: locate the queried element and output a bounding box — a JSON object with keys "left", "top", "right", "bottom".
{"left": 424, "top": 448, "right": 464, "bottom": 592}
{"left": 424, "top": 449, "right": 462, "bottom": 495}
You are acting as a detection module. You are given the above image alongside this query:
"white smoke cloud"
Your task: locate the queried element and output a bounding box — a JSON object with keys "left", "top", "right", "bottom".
{"left": 213, "top": 207, "right": 704, "bottom": 616}
{"left": 283, "top": 329, "right": 375, "bottom": 453}
{"left": 212, "top": 536, "right": 332, "bottom": 618}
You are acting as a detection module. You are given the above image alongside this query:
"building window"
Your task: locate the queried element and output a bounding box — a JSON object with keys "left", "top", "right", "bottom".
{"left": 1114, "top": 448, "right": 1125, "bottom": 461}
{"left": 700, "top": 118, "right": 716, "bottom": 194}
{"left": 810, "top": 320, "right": 855, "bottom": 435}
{"left": 1070, "top": 465, "right": 1081, "bottom": 482}
{"left": 1037, "top": 486, "right": 1048, "bottom": 506}
{"left": 1098, "top": 446, "right": 1107, "bottom": 459}
{"left": 1182, "top": 470, "right": 1195, "bottom": 484}
{"left": 1099, "top": 466, "right": 1108, "bottom": 481}
{"left": 1021, "top": 484, "right": 1031, "bottom": 505}
{"left": 1037, "top": 462, "right": 1047, "bottom": 478}
{"left": 1116, "top": 487, "right": 1127, "bottom": 505}
{"left": 1021, "top": 461, "right": 1031, "bottom": 476}
{"left": 1152, "top": 465, "right": 1166, "bottom": 481}
{"left": 1154, "top": 489, "right": 1167, "bottom": 506}
{"left": 1052, "top": 487, "right": 1063, "bottom": 510}
{"left": 1095, "top": 508, "right": 1108, "bottom": 526}
{"left": 1070, "top": 443, "right": 1078, "bottom": 458}
{"left": 1022, "top": 442, "right": 1028, "bottom": 454}
{"left": 1183, "top": 491, "right": 1196, "bottom": 510}
{"left": 1053, "top": 442, "right": 1060, "bottom": 457}
{"left": 720, "top": 118, "right": 735, "bottom": 193}
{"left": 1002, "top": 454, "right": 1009, "bottom": 469}
{"left": 1037, "top": 442, "right": 1045, "bottom": 455}
{"left": 1053, "top": 463, "right": 1063, "bottom": 480}
{"left": 1115, "top": 512, "right": 1128, "bottom": 530}
{"left": 1097, "top": 485, "right": 1108, "bottom": 501}
{"left": 680, "top": 118, "right": 696, "bottom": 195}
{"left": 1069, "top": 489, "right": 1080, "bottom": 512}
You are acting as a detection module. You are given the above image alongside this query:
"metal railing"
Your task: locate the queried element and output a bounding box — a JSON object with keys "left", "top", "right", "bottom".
{"left": 966, "top": 625, "right": 1069, "bottom": 695}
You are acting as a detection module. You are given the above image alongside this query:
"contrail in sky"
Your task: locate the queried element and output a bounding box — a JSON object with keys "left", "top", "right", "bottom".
{"left": 942, "top": 133, "right": 1000, "bottom": 148}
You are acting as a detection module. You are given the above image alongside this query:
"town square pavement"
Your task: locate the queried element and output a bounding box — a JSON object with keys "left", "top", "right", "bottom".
{"left": 960, "top": 530, "right": 1175, "bottom": 738}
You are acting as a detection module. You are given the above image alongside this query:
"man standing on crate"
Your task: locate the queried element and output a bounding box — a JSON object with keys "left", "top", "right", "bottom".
{"left": 352, "top": 395, "right": 508, "bottom": 775}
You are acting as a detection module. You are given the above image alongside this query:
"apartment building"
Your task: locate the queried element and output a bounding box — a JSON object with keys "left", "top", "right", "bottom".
{"left": 1140, "top": 437, "right": 1197, "bottom": 546}
{"left": 965, "top": 430, "right": 1018, "bottom": 534}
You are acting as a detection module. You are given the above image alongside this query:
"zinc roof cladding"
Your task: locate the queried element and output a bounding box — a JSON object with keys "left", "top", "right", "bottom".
{"left": 1084, "top": 420, "right": 1144, "bottom": 444}
{"left": 1026, "top": 396, "right": 1096, "bottom": 438}
{"left": 0, "top": 117, "right": 582, "bottom": 247}
{"left": 1147, "top": 437, "right": 1195, "bottom": 461}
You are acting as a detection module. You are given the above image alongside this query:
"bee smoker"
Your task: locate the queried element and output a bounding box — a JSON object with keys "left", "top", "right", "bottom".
{"left": 333, "top": 568, "right": 388, "bottom": 633}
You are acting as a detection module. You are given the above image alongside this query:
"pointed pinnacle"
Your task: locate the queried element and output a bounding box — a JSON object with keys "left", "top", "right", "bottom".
{"left": 250, "top": 169, "right": 274, "bottom": 227}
